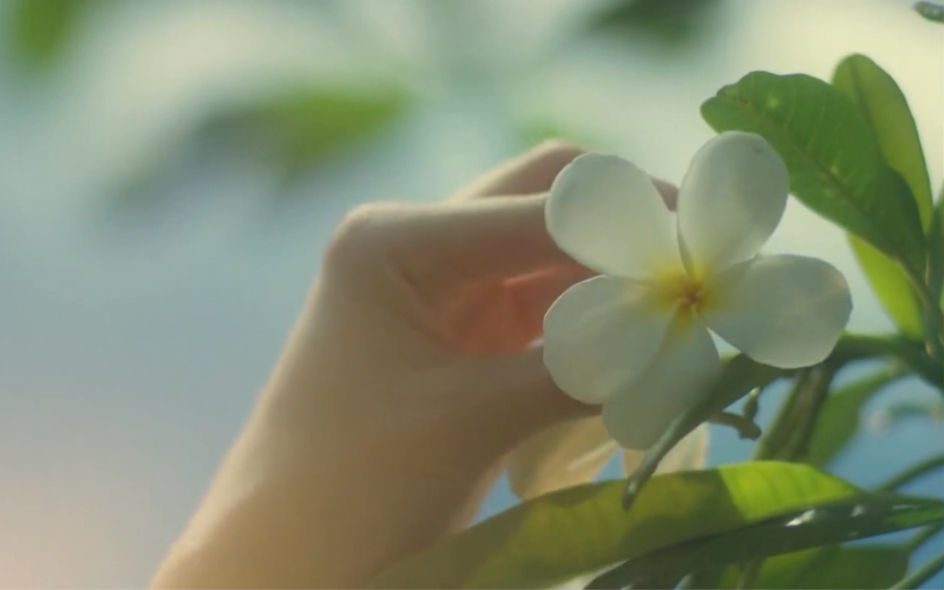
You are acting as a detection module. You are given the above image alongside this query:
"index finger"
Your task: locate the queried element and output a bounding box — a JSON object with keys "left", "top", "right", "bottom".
{"left": 451, "top": 141, "right": 586, "bottom": 201}
{"left": 451, "top": 140, "right": 679, "bottom": 211}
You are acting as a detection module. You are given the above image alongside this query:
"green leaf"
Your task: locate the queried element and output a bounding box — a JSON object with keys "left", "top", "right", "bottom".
{"left": 832, "top": 55, "right": 933, "bottom": 230}
{"left": 112, "top": 86, "right": 408, "bottom": 209}
{"left": 872, "top": 399, "right": 944, "bottom": 431}
{"left": 930, "top": 196, "right": 943, "bottom": 305}
{"left": 368, "top": 462, "right": 861, "bottom": 589}
{"left": 830, "top": 334, "right": 942, "bottom": 386}
{"left": 199, "top": 87, "right": 408, "bottom": 185}
{"left": 585, "top": 0, "right": 723, "bottom": 47}
{"left": 701, "top": 71, "right": 926, "bottom": 274}
{"left": 831, "top": 54, "right": 932, "bottom": 337}
{"left": 914, "top": 1, "right": 944, "bottom": 23}
{"left": 588, "top": 494, "right": 941, "bottom": 589}
{"left": 806, "top": 369, "right": 904, "bottom": 468}
{"left": 700, "top": 545, "right": 909, "bottom": 589}
{"left": 848, "top": 238, "right": 924, "bottom": 337}
{"left": 7, "top": 0, "right": 91, "bottom": 71}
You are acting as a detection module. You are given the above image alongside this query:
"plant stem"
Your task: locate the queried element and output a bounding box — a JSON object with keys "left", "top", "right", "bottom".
{"left": 709, "top": 411, "right": 762, "bottom": 439}
{"left": 753, "top": 364, "right": 836, "bottom": 461}
{"left": 904, "top": 264, "right": 944, "bottom": 369}
{"left": 738, "top": 364, "right": 836, "bottom": 589}
{"left": 752, "top": 369, "right": 812, "bottom": 460}
{"left": 889, "top": 552, "right": 944, "bottom": 589}
{"left": 908, "top": 523, "right": 944, "bottom": 552}
{"left": 735, "top": 560, "right": 763, "bottom": 590}
{"left": 877, "top": 453, "right": 944, "bottom": 491}
{"left": 779, "top": 365, "right": 838, "bottom": 461}
{"left": 834, "top": 334, "right": 941, "bottom": 388}
{"left": 741, "top": 387, "right": 763, "bottom": 421}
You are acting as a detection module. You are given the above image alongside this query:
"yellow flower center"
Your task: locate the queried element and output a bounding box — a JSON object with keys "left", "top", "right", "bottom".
{"left": 651, "top": 272, "right": 712, "bottom": 316}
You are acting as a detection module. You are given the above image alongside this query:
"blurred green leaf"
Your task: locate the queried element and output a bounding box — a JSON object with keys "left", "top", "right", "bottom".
{"left": 699, "top": 545, "right": 909, "bottom": 589}
{"left": 588, "top": 494, "right": 941, "bottom": 589}
{"left": 848, "top": 239, "right": 924, "bottom": 337}
{"left": 369, "top": 462, "right": 861, "bottom": 589}
{"left": 806, "top": 369, "right": 904, "bottom": 468}
{"left": 930, "top": 196, "right": 943, "bottom": 305}
{"left": 701, "top": 72, "right": 926, "bottom": 275}
{"left": 830, "top": 334, "right": 941, "bottom": 386}
{"left": 199, "top": 87, "right": 408, "bottom": 186}
{"left": 914, "top": 1, "right": 944, "bottom": 23}
{"left": 586, "top": 0, "right": 723, "bottom": 47}
{"left": 7, "top": 0, "right": 91, "bottom": 71}
{"left": 832, "top": 55, "right": 933, "bottom": 230}
{"left": 832, "top": 54, "right": 932, "bottom": 337}
{"left": 871, "top": 399, "right": 944, "bottom": 432}
{"left": 113, "top": 87, "right": 408, "bottom": 208}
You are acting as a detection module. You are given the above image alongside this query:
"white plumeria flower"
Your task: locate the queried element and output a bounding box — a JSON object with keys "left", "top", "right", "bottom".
{"left": 543, "top": 131, "right": 852, "bottom": 450}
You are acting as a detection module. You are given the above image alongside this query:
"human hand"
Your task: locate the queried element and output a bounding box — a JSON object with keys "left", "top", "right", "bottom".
{"left": 150, "top": 142, "right": 677, "bottom": 589}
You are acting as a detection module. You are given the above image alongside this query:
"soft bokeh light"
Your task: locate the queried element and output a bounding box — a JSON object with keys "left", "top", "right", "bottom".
{"left": 0, "top": 1, "right": 941, "bottom": 587}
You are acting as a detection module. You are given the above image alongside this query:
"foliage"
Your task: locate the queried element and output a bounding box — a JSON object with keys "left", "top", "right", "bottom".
{"left": 704, "top": 545, "right": 910, "bottom": 589}
{"left": 585, "top": 0, "right": 724, "bottom": 47}
{"left": 113, "top": 87, "right": 409, "bottom": 208}
{"left": 5, "top": 0, "right": 92, "bottom": 72}
{"left": 369, "top": 462, "right": 935, "bottom": 588}
{"left": 805, "top": 369, "right": 904, "bottom": 468}
{"left": 832, "top": 54, "right": 933, "bottom": 337}
{"left": 700, "top": 71, "right": 926, "bottom": 276}
{"left": 914, "top": 1, "right": 944, "bottom": 23}
{"left": 586, "top": 495, "right": 939, "bottom": 589}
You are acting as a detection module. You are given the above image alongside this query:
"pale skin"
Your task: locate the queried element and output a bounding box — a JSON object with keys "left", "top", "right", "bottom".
{"left": 149, "top": 142, "right": 678, "bottom": 589}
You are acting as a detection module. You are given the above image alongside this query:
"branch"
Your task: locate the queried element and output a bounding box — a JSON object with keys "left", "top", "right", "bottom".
{"left": 877, "top": 453, "right": 944, "bottom": 491}
{"left": 832, "top": 334, "right": 941, "bottom": 388}
{"left": 709, "top": 411, "right": 762, "bottom": 440}
{"left": 908, "top": 523, "right": 944, "bottom": 552}
{"left": 890, "top": 552, "right": 944, "bottom": 589}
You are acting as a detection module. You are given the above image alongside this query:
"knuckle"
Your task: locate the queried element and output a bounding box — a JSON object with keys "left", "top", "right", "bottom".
{"left": 535, "top": 139, "right": 585, "bottom": 167}
{"left": 322, "top": 201, "right": 410, "bottom": 276}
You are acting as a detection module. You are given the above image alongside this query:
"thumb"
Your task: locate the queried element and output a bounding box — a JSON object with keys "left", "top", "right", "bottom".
{"left": 450, "top": 348, "right": 599, "bottom": 453}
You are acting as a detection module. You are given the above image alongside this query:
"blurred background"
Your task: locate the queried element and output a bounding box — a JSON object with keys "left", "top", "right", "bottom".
{"left": 0, "top": 0, "right": 941, "bottom": 587}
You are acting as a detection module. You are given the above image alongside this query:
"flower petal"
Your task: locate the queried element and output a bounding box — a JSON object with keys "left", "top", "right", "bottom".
{"left": 507, "top": 416, "right": 617, "bottom": 500}
{"left": 701, "top": 254, "right": 852, "bottom": 368}
{"left": 603, "top": 320, "right": 721, "bottom": 449}
{"left": 547, "top": 153, "right": 682, "bottom": 278}
{"left": 621, "top": 423, "right": 710, "bottom": 476}
{"left": 677, "top": 131, "right": 789, "bottom": 275}
{"left": 543, "top": 276, "right": 673, "bottom": 404}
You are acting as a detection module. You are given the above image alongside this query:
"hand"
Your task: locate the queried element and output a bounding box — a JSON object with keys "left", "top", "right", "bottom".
{"left": 150, "top": 142, "right": 675, "bottom": 589}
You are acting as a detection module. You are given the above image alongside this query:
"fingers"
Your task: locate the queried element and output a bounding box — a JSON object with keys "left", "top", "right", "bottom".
{"left": 450, "top": 140, "right": 678, "bottom": 210}
{"left": 451, "top": 141, "right": 586, "bottom": 201}
{"left": 503, "top": 264, "right": 596, "bottom": 341}
{"left": 450, "top": 348, "right": 600, "bottom": 453}
{"left": 380, "top": 195, "right": 576, "bottom": 286}
{"left": 325, "top": 144, "right": 679, "bottom": 289}
{"left": 324, "top": 196, "right": 564, "bottom": 286}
